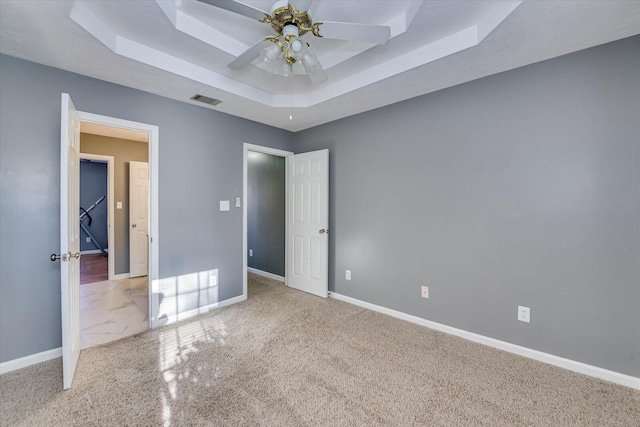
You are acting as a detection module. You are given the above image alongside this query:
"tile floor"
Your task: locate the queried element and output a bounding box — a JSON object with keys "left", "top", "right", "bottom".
{"left": 79, "top": 276, "right": 149, "bottom": 349}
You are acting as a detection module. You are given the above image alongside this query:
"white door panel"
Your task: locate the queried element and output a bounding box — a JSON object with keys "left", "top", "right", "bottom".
{"left": 287, "top": 150, "right": 329, "bottom": 298}
{"left": 60, "top": 93, "right": 81, "bottom": 389}
{"left": 129, "top": 161, "right": 148, "bottom": 278}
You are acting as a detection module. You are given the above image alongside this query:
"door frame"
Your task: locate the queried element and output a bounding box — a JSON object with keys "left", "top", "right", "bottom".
{"left": 77, "top": 111, "right": 159, "bottom": 329}
{"left": 78, "top": 153, "right": 115, "bottom": 280}
{"left": 242, "top": 143, "right": 293, "bottom": 298}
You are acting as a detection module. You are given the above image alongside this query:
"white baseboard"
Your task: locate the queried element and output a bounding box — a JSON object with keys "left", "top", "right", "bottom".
{"left": 329, "top": 292, "right": 640, "bottom": 391}
{"left": 0, "top": 347, "right": 62, "bottom": 375}
{"left": 81, "top": 249, "right": 100, "bottom": 255}
{"left": 151, "top": 294, "right": 247, "bottom": 329}
{"left": 247, "top": 267, "right": 285, "bottom": 283}
{"left": 80, "top": 249, "right": 108, "bottom": 255}
{"left": 111, "top": 273, "right": 130, "bottom": 280}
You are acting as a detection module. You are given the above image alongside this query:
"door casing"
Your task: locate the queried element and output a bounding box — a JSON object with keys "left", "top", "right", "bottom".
{"left": 76, "top": 111, "right": 159, "bottom": 329}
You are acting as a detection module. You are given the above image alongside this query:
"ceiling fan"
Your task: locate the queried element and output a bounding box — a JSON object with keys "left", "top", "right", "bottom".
{"left": 197, "top": 0, "right": 391, "bottom": 84}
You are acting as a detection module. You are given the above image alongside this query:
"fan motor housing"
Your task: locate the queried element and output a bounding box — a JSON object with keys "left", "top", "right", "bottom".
{"left": 268, "top": 2, "right": 313, "bottom": 36}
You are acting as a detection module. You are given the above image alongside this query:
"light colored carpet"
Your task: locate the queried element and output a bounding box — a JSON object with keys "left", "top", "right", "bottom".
{"left": 1, "top": 274, "right": 638, "bottom": 426}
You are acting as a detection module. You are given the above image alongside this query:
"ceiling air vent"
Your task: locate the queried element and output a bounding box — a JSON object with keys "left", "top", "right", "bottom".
{"left": 191, "top": 94, "right": 222, "bottom": 106}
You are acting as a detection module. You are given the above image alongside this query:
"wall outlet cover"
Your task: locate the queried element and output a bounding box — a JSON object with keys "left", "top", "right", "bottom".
{"left": 116, "top": 201, "right": 122, "bottom": 209}
{"left": 518, "top": 306, "right": 531, "bottom": 323}
{"left": 421, "top": 286, "right": 429, "bottom": 298}
{"left": 86, "top": 237, "right": 91, "bottom": 243}
{"left": 220, "top": 200, "right": 230, "bottom": 211}
{"left": 235, "top": 197, "right": 241, "bottom": 208}
{"left": 345, "top": 270, "right": 351, "bottom": 281}
{"left": 249, "top": 249, "right": 253, "bottom": 257}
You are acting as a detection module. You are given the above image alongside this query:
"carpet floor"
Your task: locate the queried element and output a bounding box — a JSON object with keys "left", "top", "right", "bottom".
{"left": 1, "top": 274, "right": 638, "bottom": 426}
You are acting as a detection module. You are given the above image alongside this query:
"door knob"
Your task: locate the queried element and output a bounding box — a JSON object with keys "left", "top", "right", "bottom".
{"left": 132, "top": 223, "right": 137, "bottom": 228}
{"left": 51, "top": 252, "right": 75, "bottom": 262}
{"left": 51, "top": 253, "right": 66, "bottom": 262}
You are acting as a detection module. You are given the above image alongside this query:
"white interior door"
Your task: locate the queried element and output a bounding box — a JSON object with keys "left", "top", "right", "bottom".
{"left": 129, "top": 161, "right": 149, "bottom": 278}
{"left": 60, "top": 93, "right": 82, "bottom": 389}
{"left": 286, "top": 149, "right": 329, "bottom": 298}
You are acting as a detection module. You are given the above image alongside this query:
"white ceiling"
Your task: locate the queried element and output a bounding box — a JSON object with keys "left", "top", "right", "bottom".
{"left": 1, "top": 1, "right": 639, "bottom": 132}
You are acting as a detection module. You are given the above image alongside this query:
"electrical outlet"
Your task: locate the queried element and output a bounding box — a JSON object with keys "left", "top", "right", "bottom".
{"left": 249, "top": 249, "right": 253, "bottom": 257}
{"left": 421, "top": 286, "right": 429, "bottom": 299}
{"left": 518, "top": 306, "right": 530, "bottom": 323}
{"left": 86, "top": 237, "right": 91, "bottom": 243}
{"left": 345, "top": 270, "right": 351, "bottom": 281}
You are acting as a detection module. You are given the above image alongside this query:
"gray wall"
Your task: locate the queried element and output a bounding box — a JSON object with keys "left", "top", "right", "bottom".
{"left": 247, "top": 151, "right": 286, "bottom": 276}
{"left": 0, "top": 54, "right": 292, "bottom": 363}
{"left": 79, "top": 160, "right": 108, "bottom": 252}
{"left": 81, "top": 134, "right": 149, "bottom": 275}
{"left": 293, "top": 36, "right": 640, "bottom": 377}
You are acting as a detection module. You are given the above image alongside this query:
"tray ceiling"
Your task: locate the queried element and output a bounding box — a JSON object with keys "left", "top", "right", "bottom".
{"left": 1, "top": 1, "right": 639, "bottom": 131}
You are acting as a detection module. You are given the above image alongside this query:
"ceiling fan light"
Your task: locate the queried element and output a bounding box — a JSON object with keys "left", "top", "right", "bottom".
{"left": 301, "top": 49, "right": 319, "bottom": 70}
{"left": 279, "top": 60, "right": 293, "bottom": 77}
{"left": 260, "top": 43, "right": 283, "bottom": 69}
{"left": 290, "top": 39, "right": 303, "bottom": 52}
{"left": 261, "top": 43, "right": 282, "bottom": 62}
{"left": 300, "top": 49, "right": 327, "bottom": 83}
{"left": 288, "top": 38, "right": 306, "bottom": 60}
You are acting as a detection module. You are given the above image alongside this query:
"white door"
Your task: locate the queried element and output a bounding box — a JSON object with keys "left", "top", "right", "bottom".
{"left": 60, "top": 93, "right": 82, "bottom": 389}
{"left": 129, "top": 161, "right": 149, "bottom": 278}
{"left": 286, "top": 150, "right": 329, "bottom": 298}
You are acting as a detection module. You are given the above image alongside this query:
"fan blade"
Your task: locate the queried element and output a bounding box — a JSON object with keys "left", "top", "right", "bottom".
{"left": 228, "top": 39, "right": 273, "bottom": 70}
{"left": 289, "top": 0, "right": 313, "bottom": 12}
{"left": 315, "top": 21, "right": 390, "bottom": 44}
{"left": 196, "top": 0, "right": 269, "bottom": 22}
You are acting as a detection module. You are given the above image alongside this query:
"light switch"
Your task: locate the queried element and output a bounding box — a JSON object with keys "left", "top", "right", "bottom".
{"left": 220, "top": 200, "right": 230, "bottom": 211}
{"left": 117, "top": 202, "right": 122, "bottom": 209}
{"left": 236, "top": 197, "right": 241, "bottom": 208}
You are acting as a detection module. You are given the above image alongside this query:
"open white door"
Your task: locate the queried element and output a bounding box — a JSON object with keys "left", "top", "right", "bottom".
{"left": 286, "top": 149, "right": 329, "bottom": 298}
{"left": 59, "top": 93, "right": 82, "bottom": 389}
{"left": 129, "top": 161, "right": 149, "bottom": 278}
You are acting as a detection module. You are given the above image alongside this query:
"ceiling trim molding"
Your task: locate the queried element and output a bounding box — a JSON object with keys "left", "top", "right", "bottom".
{"left": 156, "top": 0, "right": 250, "bottom": 56}
{"left": 70, "top": 0, "right": 275, "bottom": 104}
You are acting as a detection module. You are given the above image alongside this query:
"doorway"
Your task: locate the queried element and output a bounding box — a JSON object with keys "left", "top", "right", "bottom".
{"left": 79, "top": 153, "right": 114, "bottom": 285}
{"left": 243, "top": 144, "right": 293, "bottom": 297}
{"left": 242, "top": 144, "right": 330, "bottom": 299}
{"left": 78, "top": 124, "right": 150, "bottom": 349}
{"left": 59, "top": 93, "right": 160, "bottom": 389}
{"left": 247, "top": 150, "right": 287, "bottom": 280}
